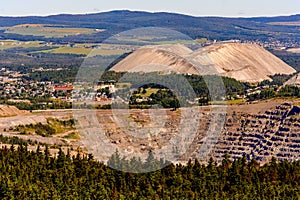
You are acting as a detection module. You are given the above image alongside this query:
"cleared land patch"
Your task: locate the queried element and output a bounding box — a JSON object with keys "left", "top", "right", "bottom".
{"left": 41, "top": 46, "right": 128, "bottom": 56}
{"left": 0, "top": 105, "right": 28, "bottom": 117}
{"left": 287, "top": 48, "right": 300, "bottom": 54}
{"left": 4, "top": 24, "right": 101, "bottom": 38}
{"left": 0, "top": 40, "right": 44, "bottom": 50}
{"left": 269, "top": 21, "right": 300, "bottom": 26}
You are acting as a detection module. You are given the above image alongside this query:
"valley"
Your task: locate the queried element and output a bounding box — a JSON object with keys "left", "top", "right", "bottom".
{"left": 1, "top": 7, "right": 300, "bottom": 199}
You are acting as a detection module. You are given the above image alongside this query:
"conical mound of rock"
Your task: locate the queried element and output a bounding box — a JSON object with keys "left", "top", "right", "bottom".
{"left": 110, "top": 43, "right": 296, "bottom": 83}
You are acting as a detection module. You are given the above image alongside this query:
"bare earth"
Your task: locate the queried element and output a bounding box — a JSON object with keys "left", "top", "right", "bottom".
{"left": 0, "top": 105, "right": 28, "bottom": 117}
{"left": 110, "top": 43, "right": 296, "bottom": 83}
{"left": 1, "top": 99, "right": 300, "bottom": 164}
{"left": 284, "top": 72, "right": 300, "bottom": 86}
{"left": 287, "top": 48, "right": 300, "bottom": 54}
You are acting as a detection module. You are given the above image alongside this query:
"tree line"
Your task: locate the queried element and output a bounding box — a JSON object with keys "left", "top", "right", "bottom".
{"left": 0, "top": 145, "right": 299, "bottom": 199}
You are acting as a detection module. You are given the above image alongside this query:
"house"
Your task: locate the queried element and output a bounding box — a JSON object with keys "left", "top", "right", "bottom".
{"left": 54, "top": 85, "right": 73, "bottom": 92}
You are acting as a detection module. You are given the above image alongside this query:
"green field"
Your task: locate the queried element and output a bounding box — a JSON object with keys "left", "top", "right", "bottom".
{"left": 0, "top": 40, "right": 130, "bottom": 56}
{"left": 116, "top": 37, "right": 196, "bottom": 45}
{"left": 226, "top": 99, "right": 247, "bottom": 105}
{"left": 62, "top": 132, "right": 80, "bottom": 139}
{"left": 5, "top": 24, "right": 102, "bottom": 38}
{"left": 0, "top": 40, "right": 44, "bottom": 50}
{"left": 40, "top": 46, "right": 128, "bottom": 56}
{"left": 116, "top": 82, "right": 131, "bottom": 88}
{"left": 140, "top": 88, "right": 160, "bottom": 97}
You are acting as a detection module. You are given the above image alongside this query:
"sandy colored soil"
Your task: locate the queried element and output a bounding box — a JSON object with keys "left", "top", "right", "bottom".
{"left": 226, "top": 98, "right": 300, "bottom": 114}
{"left": 284, "top": 72, "right": 300, "bottom": 86}
{"left": 0, "top": 105, "right": 28, "bottom": 117}
{"left": 287, "top": 48, "right": 300, "bottom": 54}
{"left": 0, "top": 109, "right": 74, "bottom": 129}
{"left": 1, "top": 98, "right": 300, "bottom": 163}
{"left": 73, "top": 99, "right": 300, "bottom": 163}
{"left": 110, "top": 43, "right": 296, "bottom": 83}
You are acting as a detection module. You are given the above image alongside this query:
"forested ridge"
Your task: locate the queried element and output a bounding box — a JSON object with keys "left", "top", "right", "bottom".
{"left": 1, "top": 11, "right": 300, "bottom": 43}
{"left": 0, "top": 145, "right": 299, "bottom": 199}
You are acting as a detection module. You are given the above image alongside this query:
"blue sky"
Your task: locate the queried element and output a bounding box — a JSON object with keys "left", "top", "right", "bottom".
{"left": 0, "top": 0, "right": 300, "bottom": 17}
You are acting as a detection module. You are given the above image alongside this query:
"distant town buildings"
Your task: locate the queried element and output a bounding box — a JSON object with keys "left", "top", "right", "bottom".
{"left": 54, "top": 85, "right": 73, "bottom": 92}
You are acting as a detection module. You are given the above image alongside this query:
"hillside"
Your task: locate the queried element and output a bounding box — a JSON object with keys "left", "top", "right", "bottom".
{"left": 0, "top": 11, "right": 300, "bottom": 43}
{"left": 191, "top": 43, "right": 296, "bottom": 82}
{"left": 110, "top": 43, "right": 296, "bottom": 83}
{"left": 71, "top": 100, "right": 300, "bottom": 164}
{"left": 284, "top": 72, "right": 300, "bottom": 86}
{"left": 207, "top": 102, "right": 300, "bottom": 164}
{"left": 109, "top": 44, "right": 198, "bottom": 74}
{"left": 0, "top": 105, "right": 28, "bottom": 117}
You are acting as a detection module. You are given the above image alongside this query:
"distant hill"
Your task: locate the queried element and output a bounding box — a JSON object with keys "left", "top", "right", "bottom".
{"left": 0, "top": 10, "right": 300, "bottom": 43}
{"left": 244, "top": 14, "right": 300, "bottom": 23}
{"left": 110, "top": 43, "right": 296, "bottom": 83}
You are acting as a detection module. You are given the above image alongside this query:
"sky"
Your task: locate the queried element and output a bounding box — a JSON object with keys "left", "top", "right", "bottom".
{"left": 0, "top": 0, "right": 300, "bottom": 17}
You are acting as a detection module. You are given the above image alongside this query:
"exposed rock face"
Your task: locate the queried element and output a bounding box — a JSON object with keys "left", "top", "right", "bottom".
{"left": 205, "top": 103, "right": 300, "bottom": 164}
{"left": 110, "top": 43, "right": 296, "bottom": 83}
{"left": 87, "top": 102, "right": 300, "bottom": 164}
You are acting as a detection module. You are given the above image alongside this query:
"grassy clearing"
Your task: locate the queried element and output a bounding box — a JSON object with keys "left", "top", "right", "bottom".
{"left": 88, "top": 48, "right": 128, "bottom": 56}
{"left": 63, "top": 132, "right": 80, "bottom": 140}
{"left": 226, "top": 99, "right": 247, "bottom": 105}
{"left": 195, "top": 38, "right": 210, "bottom": 44}
{"left": 46, "top": 118, "right": 75, "bottom": 134}
{"left": 5, "top": 24, "right": 101, "bottom": 38}
{"left": 116, "top": 82, "right": 131, "bottom": 88}
{"left": 14, "top": 118, "right": 76, "bottom": 137}
{"left": 209, "top": 101, "right": 227, "bottom": 105}
{"left": 40, "top": 46, "right": 128, "bottom": 56}
{"left": 115, "top": 34, "right": 195, "bottom": 45}
{"left": 140, "top": 88, "right": 160, "bottom": 98}
{"left": 41, "top": 46, "right": 91, "bottom": 55}
{"left": 116, "top": 37, "right": 195, "bottom": 45}
{"left": 0, "top": 38, "right": 133, "bottom": 56}
{"left": 0, "top": 40, "right": 44, "bottom": 50}
{"left": 154, "top": 40, "right": 196, "bottom": 45}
